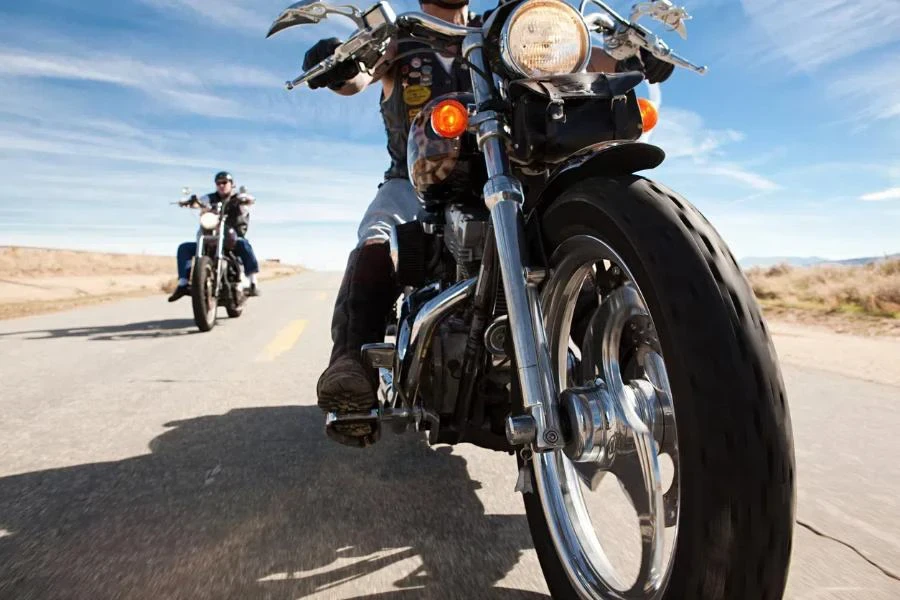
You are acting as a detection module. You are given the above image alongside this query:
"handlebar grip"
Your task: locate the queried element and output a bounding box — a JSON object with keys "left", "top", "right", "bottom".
{"left": 286, "top": 55, "right": 336, "bottom": 90}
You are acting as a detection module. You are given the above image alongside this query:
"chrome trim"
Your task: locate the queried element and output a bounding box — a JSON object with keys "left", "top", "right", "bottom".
{"left": 396, "top": 12, "right": 479, "bottom": 38}
{"left": 267, "top": 0, "right": 366, "bottom": 36}
{"left": 499, "top": 0, "right": 591, "bottom": 77}
{"left": 506, "top": 414, "right": 537, "bottom": 445}
{"left": 399, "top": 278, "right": 477, "bottom": 401}
{"left": 492, "top": 199, "right": 564, "bottom": 450}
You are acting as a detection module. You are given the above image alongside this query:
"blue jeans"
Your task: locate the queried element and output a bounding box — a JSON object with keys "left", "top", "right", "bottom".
{"left": 176, "top": 239, "right": 260, "bottom": 281}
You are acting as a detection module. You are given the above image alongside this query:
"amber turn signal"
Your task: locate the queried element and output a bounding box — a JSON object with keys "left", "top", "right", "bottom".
{"left": 637, "top": 98, "right": 659, "bottom": 133}
{"left": 431, "top": 99, "right": 469, "bottom": 139}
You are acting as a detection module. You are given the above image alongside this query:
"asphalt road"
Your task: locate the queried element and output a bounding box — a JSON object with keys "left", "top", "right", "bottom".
{"left": 0, "top": 272, "right": 897, "bottom": 600}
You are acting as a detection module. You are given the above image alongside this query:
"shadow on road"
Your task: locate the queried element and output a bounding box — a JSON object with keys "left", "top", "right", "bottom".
{"left": 0, "top": 318, "right": 199, "bottom": 341}
{"left": 0, "top": 406, "right": 546, "bottom": 600}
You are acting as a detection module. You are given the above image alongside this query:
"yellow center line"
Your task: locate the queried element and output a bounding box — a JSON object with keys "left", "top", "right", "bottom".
{"left": 258, "top": 319, "right": 308, "bottom": 362}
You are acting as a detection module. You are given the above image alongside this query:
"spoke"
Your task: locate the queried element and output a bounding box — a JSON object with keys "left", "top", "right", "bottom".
{"left": 610, "top": 408, "right": 665, "bottom": 594}
{"left": 573, "top": 461, "right": 607, "bottom": 491}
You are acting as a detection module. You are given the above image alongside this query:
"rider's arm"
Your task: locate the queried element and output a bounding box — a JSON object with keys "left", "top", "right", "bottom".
{"left": 329, "top": 40, "right": 398, "bottom": 97}
{"left": 590, "top": 46, "right": 675, "bottom": 83}
{"left": 587, "top": 47, "right": 619, "bottom": 73}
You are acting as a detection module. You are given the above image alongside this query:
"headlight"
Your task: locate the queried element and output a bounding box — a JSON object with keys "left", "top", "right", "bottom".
{"left": 500, "top": 0, "right": 591, "bottom": 78}
{"left": 199, "top": 212, "right": 220, "bottom": 231}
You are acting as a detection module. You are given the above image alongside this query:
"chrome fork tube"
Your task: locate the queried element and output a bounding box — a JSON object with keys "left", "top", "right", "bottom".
{"left": 463, "top": 35, "right": 563, "bottom": 450}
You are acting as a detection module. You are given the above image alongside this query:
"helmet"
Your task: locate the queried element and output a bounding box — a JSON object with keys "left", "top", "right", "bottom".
{"left": 407, "top": 92, "right": 486, "bottom": 208}
{"left": 214, "top": 171, "right": 234, "bottom": 183}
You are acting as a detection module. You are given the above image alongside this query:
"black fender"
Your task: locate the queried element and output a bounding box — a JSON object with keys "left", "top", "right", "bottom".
{"left": 524, "top": 141, "right": 665, "bottom": 219}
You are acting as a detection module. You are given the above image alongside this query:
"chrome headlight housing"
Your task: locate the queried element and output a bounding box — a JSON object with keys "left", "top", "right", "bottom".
{"left": 500, "top": 0, "right": 591, "bottom": 78}
{"left": 199, "top": 211, "right": 220, "bottom": 231}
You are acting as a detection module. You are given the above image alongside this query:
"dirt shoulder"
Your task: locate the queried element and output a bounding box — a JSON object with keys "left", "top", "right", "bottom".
{"left": 0, "top": 246, "right": 304, "bottom": 320}
{"left": 768, "top": 320, "right": 900, "bottom": 388}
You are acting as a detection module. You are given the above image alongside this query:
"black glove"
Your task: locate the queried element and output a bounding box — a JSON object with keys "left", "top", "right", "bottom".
{"left": 302, "top": 37, "right": 360, "bottom": 90}
{"left": 615, "top": 48, "right": 675, "bottom": 84}
{"left": 638, "top": 47, "right": 675, "bottom": 84}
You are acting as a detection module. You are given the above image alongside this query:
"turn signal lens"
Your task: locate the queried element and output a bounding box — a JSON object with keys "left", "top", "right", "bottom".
{"left": 638, "top": 98, "right": 659, "bottom": 133}
{"left": 431, "top": 99, "right": 468, "bottom": 138}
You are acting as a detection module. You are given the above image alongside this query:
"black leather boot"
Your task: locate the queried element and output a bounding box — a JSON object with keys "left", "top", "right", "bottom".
{"left": 316, "top": 242, "right": 397, "bottom": 446}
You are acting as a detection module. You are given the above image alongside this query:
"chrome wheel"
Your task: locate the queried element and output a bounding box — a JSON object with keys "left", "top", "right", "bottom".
{"left": 535, "top": 235, "right": 680, "bottom": 599}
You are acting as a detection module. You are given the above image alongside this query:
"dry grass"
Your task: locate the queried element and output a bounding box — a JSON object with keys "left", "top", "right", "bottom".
{"left": 1, "top": 246, "right": 306, "bottom": 319}
{"left": 0, "top": 246, "right": 173, "bottom": 278}
{"left": 746, "top": 258, "right": 900, "bottom": 319}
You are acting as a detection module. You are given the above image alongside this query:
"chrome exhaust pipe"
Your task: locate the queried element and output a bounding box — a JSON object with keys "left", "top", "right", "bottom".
{"left": 397, "top": 277, "right": 477, "bottom": 401}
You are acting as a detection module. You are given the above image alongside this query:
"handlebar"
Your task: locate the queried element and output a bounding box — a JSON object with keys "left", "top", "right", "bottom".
{"left": 582, "top": 0, "right": 707, "bottom": 74}
{"left": 282, "top": 8, "right": 476, "bottom": 91}
{"left": 280, "top": 0, "right": 705, "bottom": 91}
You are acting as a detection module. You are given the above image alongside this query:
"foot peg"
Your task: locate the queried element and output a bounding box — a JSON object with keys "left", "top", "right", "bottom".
{"left": 324, "top": 405, "right": 438, "bottom": 447}
{"left": 325, "top": 409, "right": 381, "bottom": 448}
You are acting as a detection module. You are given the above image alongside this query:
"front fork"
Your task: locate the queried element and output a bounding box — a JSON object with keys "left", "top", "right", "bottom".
{"left": 194, "top": 226, "right": 225, "bottom": 297}
{"left": 463, "top": 35, "right": 563, "bottom": 452}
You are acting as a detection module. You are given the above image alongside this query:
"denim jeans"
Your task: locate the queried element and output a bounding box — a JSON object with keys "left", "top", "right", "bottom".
{"left": 176, "top": 238, "right": 259, "bottom": 281}
{"left": 356, "top": 178, "right": 421, "bottom": 247}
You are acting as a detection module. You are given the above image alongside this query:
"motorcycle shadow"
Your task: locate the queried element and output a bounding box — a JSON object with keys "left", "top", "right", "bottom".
{"left": 0, "top": 318, "right": 199, "bottom": 341}
{"left": 0, "top": 405, "right": 548, "bottom": 600}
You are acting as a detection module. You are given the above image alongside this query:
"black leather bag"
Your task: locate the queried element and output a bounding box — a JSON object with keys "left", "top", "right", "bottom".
{"left": 508, "top": 72, "right": 645, "bottom": 165}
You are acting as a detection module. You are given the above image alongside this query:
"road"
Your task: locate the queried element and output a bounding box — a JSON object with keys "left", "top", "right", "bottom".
{"left": 0, "top": 272, "right": 897, "bottom": 600}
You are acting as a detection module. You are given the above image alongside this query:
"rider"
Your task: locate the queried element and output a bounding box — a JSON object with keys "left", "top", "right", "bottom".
{"left": 168, "top": 171, "right": 262, "bottom": 302}
{"left": 305, "top": 0, "right": 675, "bottom": 444}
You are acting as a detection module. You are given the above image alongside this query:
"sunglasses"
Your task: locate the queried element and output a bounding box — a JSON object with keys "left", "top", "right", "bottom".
{"left": 216, "top": 180, "right": 231, "bottom": 186}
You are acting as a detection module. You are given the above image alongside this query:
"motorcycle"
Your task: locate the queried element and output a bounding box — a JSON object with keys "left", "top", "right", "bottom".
{"left": 177, "top": 188, "right": 249, "bottom": 331}
{"left": 267, "top": 0, "right": 796, "bottom": 597}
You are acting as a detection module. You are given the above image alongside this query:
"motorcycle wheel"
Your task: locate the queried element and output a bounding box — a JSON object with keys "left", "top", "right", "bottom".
{"left": 523, "top": 175, "right": 795, "bottom": 599}
{"left": 191, "top": 256, "right": 218, "bottom": 332}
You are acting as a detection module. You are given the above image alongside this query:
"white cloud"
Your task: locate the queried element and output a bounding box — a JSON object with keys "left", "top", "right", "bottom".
{"left": 825, "top": 53, "right": 900, "bottom": 125}
{"left": 139, "top": 0, "right": 273, "bottom": 33}
{"left": 697, "top": 164, "right": 781, "bottom": 192}
{"left": 738, "top": 0, "right": 900, "bottom": 71}
{"left": 738, "top": 1, "right": 900, "bottom": 124}
{"left": 652, "top": 107, "right": 780, "bottom": 192}
{"left": 652, "top": 107, "right": 744, "bottom": 160}
{"left": 860, "top": 187, "right": 900, "bottom": 202}
{"left": 0, "top": 46, "right": 283, "bottom": 119}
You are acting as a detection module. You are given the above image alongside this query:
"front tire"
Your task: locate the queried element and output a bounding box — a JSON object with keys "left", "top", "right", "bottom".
{"left": 526, "top": 176, "right": 795, "bottom": 599}
{"left": 191, "top": 256, "right": 218, "bottom": 332}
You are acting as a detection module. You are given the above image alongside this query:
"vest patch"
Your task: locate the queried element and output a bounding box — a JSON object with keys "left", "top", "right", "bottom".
{"left": 403, "top": 85, "right": 432, "bottom": 106}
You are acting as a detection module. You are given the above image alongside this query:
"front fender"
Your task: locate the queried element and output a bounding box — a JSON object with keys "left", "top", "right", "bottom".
{"left": 524, "top": 141, "right": 665, "bottom": 218}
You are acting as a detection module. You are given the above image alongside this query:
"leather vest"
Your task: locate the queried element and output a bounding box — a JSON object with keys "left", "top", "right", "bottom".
{"left": 380, "top": 23, "right": 478, "bottom": 180}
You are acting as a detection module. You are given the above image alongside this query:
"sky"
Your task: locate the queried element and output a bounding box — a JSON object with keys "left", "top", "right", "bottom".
{"left": 1, "top": 0, "right": 899, "bottom": 270}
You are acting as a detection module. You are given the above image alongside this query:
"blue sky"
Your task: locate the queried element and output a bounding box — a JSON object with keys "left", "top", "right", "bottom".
{"left": 1, "top": 0, "right": 898, "bottom": 270}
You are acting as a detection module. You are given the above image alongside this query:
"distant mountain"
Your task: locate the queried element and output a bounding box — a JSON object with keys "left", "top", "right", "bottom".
{"left": 740, "top": 253, "right": 900, "bottom": 269}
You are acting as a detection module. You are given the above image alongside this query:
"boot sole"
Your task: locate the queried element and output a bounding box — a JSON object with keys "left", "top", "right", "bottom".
{"left": 317, "top": 389, "right": 376, "bottom": 414}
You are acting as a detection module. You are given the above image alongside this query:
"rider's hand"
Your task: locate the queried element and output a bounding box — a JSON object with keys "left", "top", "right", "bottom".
{"left": 179, "top": 194, "right": 199, "bottom": 207}
{"left": 303, "top": 37, "right": 360, "bottom": 90}
{"left": 638, "top": 48, "right": 675, "bottom": 84}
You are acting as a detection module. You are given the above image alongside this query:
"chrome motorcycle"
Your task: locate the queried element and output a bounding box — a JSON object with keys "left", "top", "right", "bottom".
{"left": 268, "top": 1, "right": 795, "bottom": 597}
{"left": 178, "top": 188, "right": 249, "bottom": 331}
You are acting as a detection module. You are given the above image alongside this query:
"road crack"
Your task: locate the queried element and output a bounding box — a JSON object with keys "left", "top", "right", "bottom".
{"left": 797, "top": 519, "right": 900, "bottom": 582}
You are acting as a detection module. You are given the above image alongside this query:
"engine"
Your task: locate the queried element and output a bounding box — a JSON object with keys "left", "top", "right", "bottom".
{"left": 443, "top": 204, "right": 489, "bottom": 279}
